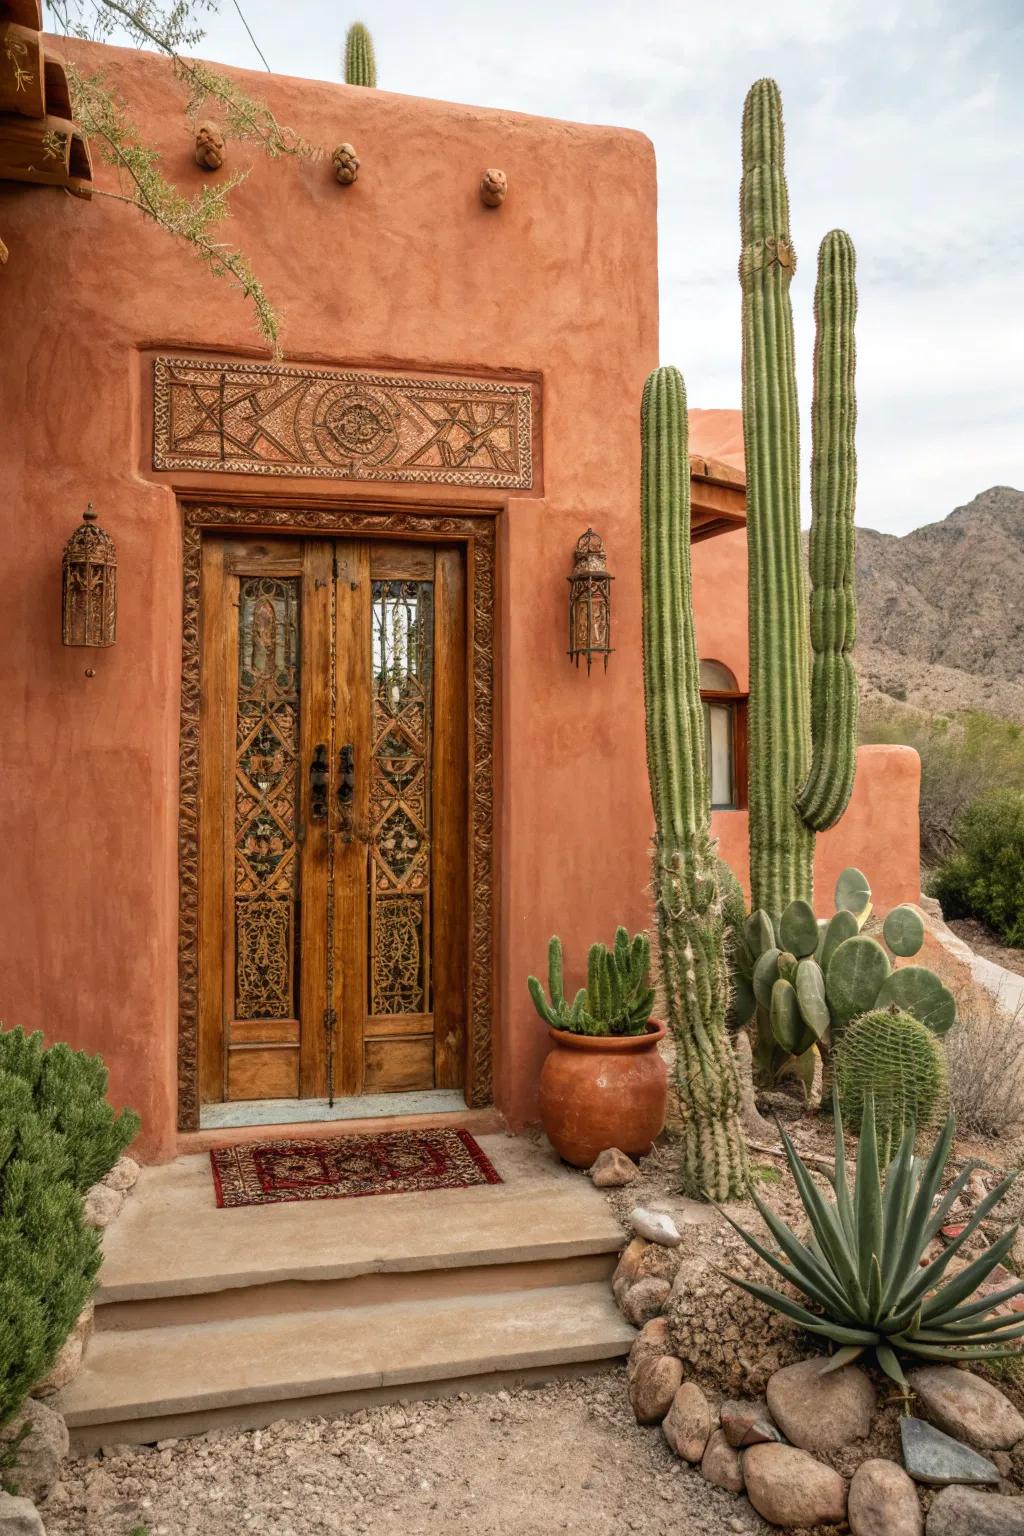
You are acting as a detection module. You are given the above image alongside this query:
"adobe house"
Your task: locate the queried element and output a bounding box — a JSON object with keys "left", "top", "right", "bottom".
{"left": 1, "top": 33, "right": 920, "bottom": 1164}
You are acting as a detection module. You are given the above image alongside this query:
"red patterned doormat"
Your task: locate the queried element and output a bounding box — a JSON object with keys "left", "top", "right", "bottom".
{"left": 209, "top": 1128, "right": 502, "bottom": 1209}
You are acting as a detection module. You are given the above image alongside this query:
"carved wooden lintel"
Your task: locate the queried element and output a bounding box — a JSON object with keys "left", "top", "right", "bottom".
{"left": 154, "top": 356, "right": 534, "bottom": 491}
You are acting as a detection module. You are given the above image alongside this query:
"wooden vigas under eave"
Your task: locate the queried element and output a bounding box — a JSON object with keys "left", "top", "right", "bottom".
{"left": 690, "top": 451, "right": 747, "bottom": 543}
{"left": 0, "top": 0, "right": 93, "bottom": 198}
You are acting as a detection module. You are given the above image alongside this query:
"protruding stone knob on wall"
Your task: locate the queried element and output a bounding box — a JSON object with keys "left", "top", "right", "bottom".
{"left": 194, "top": 123, "right": 225, "bottom": 170}
{"left": 480, "top": 168, "right": 507, "bottom": 207}
{"left": 333, "top": 143, "right": 360, "bottom": 185}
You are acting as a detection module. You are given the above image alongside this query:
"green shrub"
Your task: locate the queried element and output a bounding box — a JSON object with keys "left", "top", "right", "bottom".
{"left": 0, "top": 1027, "right": 139, "bottom": 1191}
{"left": 860, "top": 707, "right": 1024, "bottom": 867}
{"left": 932, "top": 790, "right": 1024, "bottom": 948}
{"left": 0, "top": 1071, "right": 101, "bottom": 1427}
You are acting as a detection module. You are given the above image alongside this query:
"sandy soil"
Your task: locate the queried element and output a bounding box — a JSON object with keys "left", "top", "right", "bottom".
{"left": 42, "top": 1373, "right": 770, "bottom": 1536}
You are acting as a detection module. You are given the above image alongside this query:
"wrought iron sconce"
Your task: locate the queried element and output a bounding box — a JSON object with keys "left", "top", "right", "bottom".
{"left": 567, "top": 527, "right": 613, "bottom": 673}
{"left": 62, "top": 503, "right": 117, "bottom": 647}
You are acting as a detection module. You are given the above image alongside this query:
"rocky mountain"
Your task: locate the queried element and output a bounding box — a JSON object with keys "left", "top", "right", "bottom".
{"left": 853, "top": 486, "right": 1024, "bottom": 723}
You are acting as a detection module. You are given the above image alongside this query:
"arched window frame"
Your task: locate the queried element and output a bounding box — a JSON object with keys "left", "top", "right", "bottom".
{"left": 699, "top": 660, "right": 748, "bottom": 811}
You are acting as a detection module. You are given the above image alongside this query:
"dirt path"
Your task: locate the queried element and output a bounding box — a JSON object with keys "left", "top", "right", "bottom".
{"left": 44, "top": 1371, "right": 769, "bottom": 1536}
{"left": 948, "top": 916, "right": 1024, "bottom": 980}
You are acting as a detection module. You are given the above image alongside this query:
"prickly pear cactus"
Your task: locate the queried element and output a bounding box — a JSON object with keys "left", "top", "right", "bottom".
{"left": 833, "top": 1005, "right": 948, "bottom": 1162}
{"left": 731, "top": 867, "right": 957, "bottom": 1085}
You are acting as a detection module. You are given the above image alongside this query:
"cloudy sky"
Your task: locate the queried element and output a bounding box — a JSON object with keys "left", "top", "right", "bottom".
{"left": 92, "top": 0, "right": 1022, "bottom": 534}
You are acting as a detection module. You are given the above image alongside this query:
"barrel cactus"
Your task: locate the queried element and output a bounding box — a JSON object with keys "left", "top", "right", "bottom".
{"left": 834, "top": 1006, "right": 948, "bottom": 1162}
{"left": 732, "top": 867, "right": 956, "bottom": 1084}
{"left": 741, "top": 79, "right": 859, "bottom": 916}
{"left": 528, "top": 930, "right": 654, "bottom": 1037}
{"left": 344, "top": 22, "right": 377, "bottom": 87}
{"left": 640, "top": 365, "right": 747, "bottom": 1200}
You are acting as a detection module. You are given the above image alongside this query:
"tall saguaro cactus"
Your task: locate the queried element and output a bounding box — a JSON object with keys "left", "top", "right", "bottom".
{"left": 344, "top": 22, "right": 377, "bottom": 87}
{"left": 740, "top": 79, "right": 859, "bottom": 915}
{"left": 641, "top": 365, "right": 748, "bottom": 1200}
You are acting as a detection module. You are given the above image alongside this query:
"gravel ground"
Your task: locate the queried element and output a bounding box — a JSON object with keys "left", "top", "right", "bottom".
{"left": 43, "top": 1373, "right": 771, "bottom": 1536}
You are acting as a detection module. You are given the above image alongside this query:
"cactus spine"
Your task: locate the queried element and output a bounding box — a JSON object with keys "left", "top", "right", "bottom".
{"left": 344, "top": 22, "right": 377, "bottom": 87}
{"left": 740, "top": 79, "right": 859, "bottom": 914}
{"left": 641, "top": 365, "right": 747, "bottom": 1200}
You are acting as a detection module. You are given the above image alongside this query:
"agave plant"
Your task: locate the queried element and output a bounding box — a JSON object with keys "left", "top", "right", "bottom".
{"left": 723, "top": 1099, "right": 1024, "bottom": 1386}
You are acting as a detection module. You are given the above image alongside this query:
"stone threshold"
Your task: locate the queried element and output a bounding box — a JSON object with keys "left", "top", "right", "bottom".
{"left": 199, "top": 1088, "right": 467, "bottom": 1130}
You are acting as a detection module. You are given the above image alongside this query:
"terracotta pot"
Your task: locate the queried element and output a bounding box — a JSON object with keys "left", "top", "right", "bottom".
{"left": 538, "top": 1019, "right": 668, "bottom": 1169}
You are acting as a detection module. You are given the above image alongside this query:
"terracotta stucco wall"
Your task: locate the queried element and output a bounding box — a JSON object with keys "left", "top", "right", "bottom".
{"left": 1, "top": 40, "right": 659, "bottom": 1157}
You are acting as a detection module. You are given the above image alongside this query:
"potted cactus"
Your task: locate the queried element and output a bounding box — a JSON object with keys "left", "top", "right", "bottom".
{"left": 528, "top": 929, "right": 666, "bottom": 1168}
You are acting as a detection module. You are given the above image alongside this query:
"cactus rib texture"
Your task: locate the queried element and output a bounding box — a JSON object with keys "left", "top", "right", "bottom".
{"left": 641, "top": 364, "right": 748, "bottom": 1200}
{"left": 798, "top": 229, "right": 859, "bottom": 829}
{"left": 344, "top": 22, "right": 377, "bottom": 88}
{"left": 740, "top": 79, "right": 814, "bottom": 915}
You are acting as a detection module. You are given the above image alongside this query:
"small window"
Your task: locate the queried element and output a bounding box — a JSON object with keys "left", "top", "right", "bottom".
{"left": 699, "top": 660, "right": 747, "bottom": 811}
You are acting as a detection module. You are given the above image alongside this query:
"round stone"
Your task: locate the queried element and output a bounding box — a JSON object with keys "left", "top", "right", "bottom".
{"left": 701, "top": 1428, "right": 744, "bottom": 1494}
{"left": 849, "top": 1458, "right": 923, "bottom": 1536}
{"left": 766, "top": 1357, "right": 875, "bottom": 1452}
{"left": 909, "top": 1366, "right": 1024, "bottom": 1452}
{"left": 662, "top": 1382, "right": 712, "bottom": 1463}
{"left": 628, "top": 1355, "right": 683, "bottom": 1425}
{"left": 743, "top": 1443, "right": 848, "bottom": 1528}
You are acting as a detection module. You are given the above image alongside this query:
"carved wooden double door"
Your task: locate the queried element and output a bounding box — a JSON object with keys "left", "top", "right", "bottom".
{"left": 198, "top": 535, "right": 468, "bottom": 1105}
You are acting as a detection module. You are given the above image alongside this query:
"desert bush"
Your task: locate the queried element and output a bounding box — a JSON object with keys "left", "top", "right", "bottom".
{"left": 0, "top": 1071, "right": 101, "bottom": 1426}
{"left": 0, "top": 1026, "right": 139, "bottom": 1191}
{"left": 946, "top": 991, "right": 1024, "bottom": 1140}
{"left": 932, "top": 791, "right": 1024, "bottom": 948}
{"left": 860, "top": 707, "right": 1024, "bottom": 866}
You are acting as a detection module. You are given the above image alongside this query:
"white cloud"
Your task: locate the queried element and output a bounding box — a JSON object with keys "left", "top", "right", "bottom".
{"left": 79, "top": 0, "right": 1023, "bottom": 532}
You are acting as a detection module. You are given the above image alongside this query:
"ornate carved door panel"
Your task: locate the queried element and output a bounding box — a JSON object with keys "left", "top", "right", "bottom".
{"left": 197, "top": 535, "right": 468, "bottom": 1105}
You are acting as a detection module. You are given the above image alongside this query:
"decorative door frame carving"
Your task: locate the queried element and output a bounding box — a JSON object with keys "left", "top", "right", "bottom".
{"left": 176, "top": 499, "right": 497, "bottom": 1131}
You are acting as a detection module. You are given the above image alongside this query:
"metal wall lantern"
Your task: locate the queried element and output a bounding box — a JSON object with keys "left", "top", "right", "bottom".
{"left": 62, "top": 504, "right": 117, "bottom": 647}
{"left": 567, "top": 527, "right": 613, "bottom": 673}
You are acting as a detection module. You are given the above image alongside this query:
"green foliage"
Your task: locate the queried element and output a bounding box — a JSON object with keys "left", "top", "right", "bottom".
{"left": 724, "top": 1100, "right": 1024, "bottom": 1387}
{"left": 527, "top": 931, "right": 653, "bottom": 1037}
{"left": 730, "top": 867, "right": 956, "bottom": 1084}
{"left": 0, "top": 1027, "right": 139, "bottom": 1192}
{"left": 344, "top": 22, "right": 378, "bottom": 87}
{"left": 833, "top": 1007, "right": 948, "bottom": 1162}
{"left": 860, "top": 707, "right": 1024, "bottom": 867}
{"left": 0, "top": 1072, "right": 102, "bottom": 1428}
{"left": 46, "top": 0, "right": 322, "bottom": 352}
{"left": 933, "top": 791, "right": 1024, "bottom": 949}
{"left": 640, "top": 365, "right": 747, "bottom": 1200}
{"left": 741, "top": 80, "right": 859, "bottom": 915}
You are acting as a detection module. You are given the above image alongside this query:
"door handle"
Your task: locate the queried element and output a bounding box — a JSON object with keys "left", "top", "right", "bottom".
{"left": 338, "top": 744, "right": 355, "bottom": 842}
{"left": 338, "top": 744, "right": 355, "bottom": 804}
{"left": 309, "top": 743, "right": 330, "bottom": 822}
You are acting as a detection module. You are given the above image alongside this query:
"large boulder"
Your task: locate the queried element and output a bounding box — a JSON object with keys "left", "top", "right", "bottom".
{"left": 766, "top": 1357, "right": 875, "bottom": 1453}
{"left": 0, "top": 1398, "right": 68, "bottom": 1503}
{"left": 743, "top": 1443, "right": 848, "bottom": 1528}
{"left": 848, "top": 1457, "right": 923, "bottom": 1536}
{"left": 909, "top": 1367, "right": 1024, "bottom": 1452}
{"left": 662, "top": 1382, "right": 712, "bottom": 1464}
{"left": 925, "top": 1485, "right": 1024, "bottom": 1535}
{"left": 701, "top": 1428, "right": 744, "bottom": 1494}
{"left": 0, "top": 1494, "right": 45, "bottom": 1536}
{"left": 628, "top": 1355, "right": 682, "bottom": 1425}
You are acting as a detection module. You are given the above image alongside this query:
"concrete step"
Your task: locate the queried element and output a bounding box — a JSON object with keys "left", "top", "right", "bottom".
{"left": 59, "top": 1283, "right": 635, "bottom": 1450}
{"left": 94, "top": 1135, "right": 626, "bottom": 1325}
